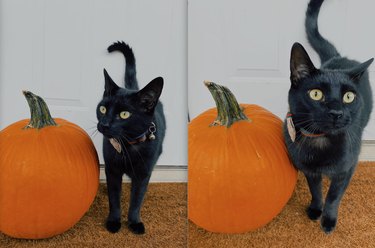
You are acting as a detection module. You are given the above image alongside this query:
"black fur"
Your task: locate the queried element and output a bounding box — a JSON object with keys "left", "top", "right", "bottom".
{"left": 305, "top": 0, "right": 339, "bottom": 63}
{"left": 97, "top": 41, "right": 166, "bottom": 234}
{"left": 108, "top": 41, "right": 138, "bottom": 90}
{"left": 284, "top": 0, "right": 373, "bottom": 234}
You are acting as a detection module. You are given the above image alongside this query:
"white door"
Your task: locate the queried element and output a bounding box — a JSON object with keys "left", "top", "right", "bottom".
{"left": 188, "top": 0, "right": 375, "bottom": 140}
{"left": 0, "top": 0, "right": 187, "bottom": 168}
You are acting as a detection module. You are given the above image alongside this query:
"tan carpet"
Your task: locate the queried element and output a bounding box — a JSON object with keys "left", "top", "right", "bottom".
{"left": 0, "top": 183, "right": 187, "bottom": 248}
{"left": 1, "top": 163, "right": 374, "bottom": 248}
{"left": 189, "top": 162, "right": 375, "bottom": 248}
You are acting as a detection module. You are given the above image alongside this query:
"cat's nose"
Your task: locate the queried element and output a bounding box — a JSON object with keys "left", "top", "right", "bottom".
{"left": 328, "top": 110, "right": 343, "bottom": 120}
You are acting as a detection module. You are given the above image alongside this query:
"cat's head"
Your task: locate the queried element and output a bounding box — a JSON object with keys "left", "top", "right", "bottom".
{"left": 288, "top": 42, "right": 373, "bottom": 135}
{"left": 96, "top": 69, "right": 163, "bottom": 140}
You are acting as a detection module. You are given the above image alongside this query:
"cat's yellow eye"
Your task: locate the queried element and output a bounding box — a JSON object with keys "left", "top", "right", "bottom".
{"left": 119, "top": 111, "right": 131, "bottom": 119}
{"left": 309, "top": 89, "right": 324, "bottom": 101}
{"left": 343, "top": 91, "right": 356, "bottom": 104}
{"left": 99, "top": 106, "right": 106, "bottom": 114}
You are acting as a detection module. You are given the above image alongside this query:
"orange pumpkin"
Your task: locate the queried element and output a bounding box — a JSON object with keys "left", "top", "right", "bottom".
{"left": 0, "top": 91, "right": 99, "bottom": 239}
{"left": 188, "top": 82, "right": 297, "bottom": 233}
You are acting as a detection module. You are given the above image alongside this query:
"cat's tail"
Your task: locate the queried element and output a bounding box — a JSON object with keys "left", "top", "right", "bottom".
{"left": 305, "top": 0, "right": 340, "bottom": 63}
{"left": 107, "top": 41, "right": 139, "bottom": 90}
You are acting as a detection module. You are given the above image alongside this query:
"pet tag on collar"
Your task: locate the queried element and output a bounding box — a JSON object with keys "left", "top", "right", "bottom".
{"left": 149, "top": 133, "right": 155, "bottom": 140}
{"left": 148, "top": 122, "right": 156, "bottom": 140}
{"left": 109, "top": 138, "right": 122, "bottom": 153}
{"left": 286, "top": 116, "right": 296, "bottom": 142}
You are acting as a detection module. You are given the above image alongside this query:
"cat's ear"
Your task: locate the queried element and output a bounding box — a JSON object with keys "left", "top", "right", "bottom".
{"left": 137, "top": 77, "right": 164, "bottom": 113}
{"left": 346, "top": 58, "right": 374, "bottom": 82}
{"left": 103, "top": 68, "right": 119, "bottom": 96}
{"left": 290, "top": 42, "right": 318, "bottom": 86}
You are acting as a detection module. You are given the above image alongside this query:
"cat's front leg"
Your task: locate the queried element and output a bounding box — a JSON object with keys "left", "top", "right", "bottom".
{"left": 321, "top": 169, "right": 354, "bottom": 234}
{"left": 127, "top": 175, "right": 151, "bottom": 234}
{"left": 305, "top": 173, "right": 323, "bottom": 220}
{"left": 105, "top": 170, "right": 123, "bottom": 233}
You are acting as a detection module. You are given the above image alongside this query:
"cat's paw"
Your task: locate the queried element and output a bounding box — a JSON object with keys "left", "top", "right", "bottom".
{"left": 128, "top": 222, "right": 145, "bottom": 234}
{"left": 106, "top": 220, "right": 122, "bottom": 233}
{"left": 320, "top": 216, "right": 337, "bottom": 234}
{"left": 306, "top": 206, "right": 322, "bottom": 221}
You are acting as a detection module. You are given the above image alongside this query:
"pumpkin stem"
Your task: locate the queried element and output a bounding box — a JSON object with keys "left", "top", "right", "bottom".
{"left": 23, "top": 91, "right": 58, "bottom": 129}
{"left": 204, "top": 81, "right": 249, "bottom": 127}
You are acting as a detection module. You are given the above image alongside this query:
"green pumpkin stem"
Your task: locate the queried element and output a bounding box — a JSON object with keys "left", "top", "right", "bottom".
{"left": 23, "top": 91, "right": 57, "bottom": 129}
{"left": 204, "top": 81, "right": 250, "bottom": 127}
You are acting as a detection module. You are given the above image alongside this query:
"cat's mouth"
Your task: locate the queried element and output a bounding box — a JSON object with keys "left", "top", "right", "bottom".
{"left": 300, "top": 119, "right": 350, "bottom": 136}
{"left": 98, "top": 130, "right": 115, "bottom": 139}
{"left": 97, "top": 124, "right": 116, "bottom": 139}
{"left": 320, "top": 120, "right": 350, "bottom": 134}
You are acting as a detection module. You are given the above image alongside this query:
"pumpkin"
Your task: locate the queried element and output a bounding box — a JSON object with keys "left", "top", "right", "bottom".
{"left": 0, "top": 91, "right": 99, "bottom": 239}
{"left": 188, "top": 82, "right": 297, "bottom": 233}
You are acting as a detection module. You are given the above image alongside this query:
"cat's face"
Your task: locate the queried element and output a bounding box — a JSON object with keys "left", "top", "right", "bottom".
{"left": 96, "top": 69, "right": 163, "bottom": 140}
{"left": 288, "top": 43, "right": 372, "bottom": 134}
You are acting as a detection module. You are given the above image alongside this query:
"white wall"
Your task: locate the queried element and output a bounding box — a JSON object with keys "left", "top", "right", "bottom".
{"left": 0, "top": 0, "right": 187, "bottom": 166}
{"left": 188, "top": 0, "right": 375, "bottom": 140}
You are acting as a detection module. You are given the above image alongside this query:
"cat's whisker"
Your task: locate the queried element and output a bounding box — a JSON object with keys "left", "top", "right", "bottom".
{"left": 86, "top": 125, "right": 99, "bottom": 134}
{"left": 290, "top": 112, "right": 313, "bottom": 116}
{"left": 88, "top": 128, "right": 100, "bottom": 139}
{"left": 90, "top": 129, "right": 99, "bottom": 139}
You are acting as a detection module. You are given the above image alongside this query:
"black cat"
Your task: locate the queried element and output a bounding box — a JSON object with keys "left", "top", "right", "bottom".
{"left": 284, "top": 0, "right": 373, "bottom": 234}
{"left": 96, "top": 41, "right": 166, "bottom": 234}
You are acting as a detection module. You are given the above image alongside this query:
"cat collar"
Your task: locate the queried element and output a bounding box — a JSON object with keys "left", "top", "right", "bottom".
{"left": 127, "top": 122, "right": 157, "bottom": 145}
{"left": 286, "top": 112, "right": 325, "bottom": 142}
{"left": 299, "top": 127, "right": 325, "bottom": 138}
{"left": 109, "top": 122, "right": 157, "bottom": 153}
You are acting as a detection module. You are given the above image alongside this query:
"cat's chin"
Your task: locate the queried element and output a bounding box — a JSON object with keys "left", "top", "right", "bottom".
{"left": 324, "top": 125, "right": 350, "bottom": 135}
{"left": 324, "top": 129, "right": 346, "bottom": 136}
{"left": 98, "top": 131, "right": 115, "bottom": 139}
{"left": 103, "top": 134, "right": 114, "bottom": 139}
{"left": 320, "top": 122, "right": 351, "bottom": 135}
